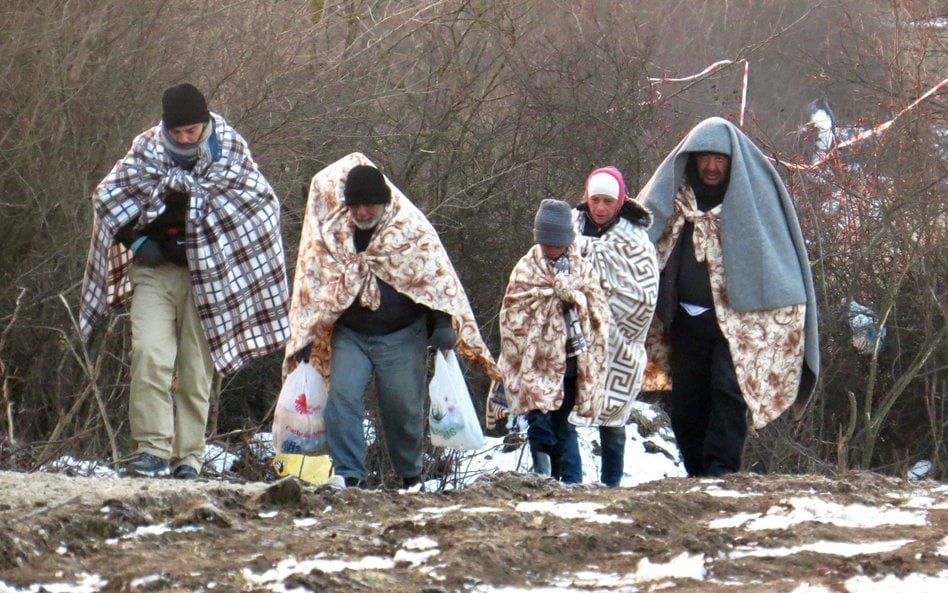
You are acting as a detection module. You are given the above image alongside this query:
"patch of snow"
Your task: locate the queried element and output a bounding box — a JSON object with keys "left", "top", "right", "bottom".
{"left": 0, "top": 573, "right": 107, "bottom": 593}
{"left": 714, "top": 497, "right": 928, "bottom": 530}
{"left": 703, "top": 486, "right": 747, "bottom": 497}
{"left": 416, "top": 504, "right": 464, "bottom": 516}
{"left": 471, "top": 552, "right": 707, "bottom": 593}
{"left": 203, "top": 442, "right": 240, "bottom": 474}
{"left": 393, "top": 549, "right": 439, "bottom": 567}
{"left": 402, "top": 536, "right": 438, "bottom": 550}
{"left": 709, "top": 511, "right": 761, "bottom": 529}
{"left": 845, "top": 570, "right": 948, "bottom": 592}
{"left": 729, "top": 539, "right": 913, "bottom": 558}
{"left": 901, "top": 495, "right": 948, "bottom": 510}
{"left": 787, "top": 585, "right": 837, "bottom": 593}
{"left": 39, "top": 455, "right": 116, "bottom": 478}
{"left": 104, "top": 523, "right": 201, "bottom": 544}
{"left": 393, "top": 541, "right": 440, "bottom": 567}
{"left": 555, "top": 551, "right": 706, "bottom": 587}
{"left": 937, "top": 535, "right": 948, "bottom": 557}
{"left": 242, "top": 555, "right": 396, "bottom": 587}
{"left": 129, "top": 573, "right": 168, "bottom": 588}
{"left": 514, "top": 501, "right": 633, "bottom": 524}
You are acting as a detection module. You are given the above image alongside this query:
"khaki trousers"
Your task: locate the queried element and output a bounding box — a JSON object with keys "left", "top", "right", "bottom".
{"left": 129, "top": 263, "right": 214, "bottom": 470}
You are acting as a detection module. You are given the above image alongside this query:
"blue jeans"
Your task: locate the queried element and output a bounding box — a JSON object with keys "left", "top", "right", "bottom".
{"left": 526, "top": 372, "right": 582, "bottom": 484}
{"left": 325, "top": 318, "right": 428, "bottom": 482}
{"left": 599, "top": 425, "right": 626, "bottom": 487}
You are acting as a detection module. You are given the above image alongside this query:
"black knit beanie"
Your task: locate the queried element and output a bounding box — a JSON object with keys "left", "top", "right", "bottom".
{"left": 162, "top": 83, "right": 210, "bottom": 129}
{"left": 344, "top": 165, "right": 392, "bottom": 205}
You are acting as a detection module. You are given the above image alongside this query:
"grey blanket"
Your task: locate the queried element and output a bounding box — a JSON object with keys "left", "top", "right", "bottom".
{"left": 637, "top": 117, "right": 819, "bottom": 397}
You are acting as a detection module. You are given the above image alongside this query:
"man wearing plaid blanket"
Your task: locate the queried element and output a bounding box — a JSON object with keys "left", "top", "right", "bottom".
{"left": 79, "top": 83, "right": 290, "bottom": 479}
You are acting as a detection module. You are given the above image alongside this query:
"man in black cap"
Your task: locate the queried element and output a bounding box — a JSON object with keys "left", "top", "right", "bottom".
{"left": 286, "top": 155, "right": 500, "bottom": 490}
{"left": 80, "top": 83, "right": 290, "bottom": 480}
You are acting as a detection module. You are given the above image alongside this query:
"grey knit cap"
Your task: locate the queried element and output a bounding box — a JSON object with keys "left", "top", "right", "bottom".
{"left": 533, "top": 198, "right": 575, "bottom": 247}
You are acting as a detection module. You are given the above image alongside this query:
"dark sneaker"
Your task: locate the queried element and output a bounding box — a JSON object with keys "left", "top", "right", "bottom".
{"left": 173, "top": 465, "right": 199, "bottom": 480}
{"left": 123, "top": 452, "right": 169, "bottom": 477}
{"left": 402, "top": 475, "right": 424, "bottom": 492}
{"left": 343, "top": 476, "right": 368, "bottom": 489}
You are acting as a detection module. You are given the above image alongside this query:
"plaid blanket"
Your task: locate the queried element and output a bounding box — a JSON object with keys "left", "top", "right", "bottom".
{"left": 79, "top": 113, "right": 290, "bottom": 374}
{"left": 284, "top": 152, "right": 499, "bottom": 383}
{"left": 569, "top": 212, "right": 659, "bottom": 428}
{"left": 489, "top": 244, "right": 610, "bottom": 423}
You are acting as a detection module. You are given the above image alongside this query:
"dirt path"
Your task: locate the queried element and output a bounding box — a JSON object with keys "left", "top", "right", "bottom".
{"left": 0, "top": 470, "right": 945, "bottom": 592}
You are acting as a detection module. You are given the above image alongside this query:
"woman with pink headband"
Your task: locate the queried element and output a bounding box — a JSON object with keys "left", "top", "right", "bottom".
{"left": 569, "top": 166, "right": 659, "bottom": 487}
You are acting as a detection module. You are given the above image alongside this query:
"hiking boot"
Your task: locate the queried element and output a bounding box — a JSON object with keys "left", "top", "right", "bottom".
{"left": 123, "top": 452, "right": 169, "bottom": 477}
{"left": 173, "top": 464, "right": 199, "bottom": 480}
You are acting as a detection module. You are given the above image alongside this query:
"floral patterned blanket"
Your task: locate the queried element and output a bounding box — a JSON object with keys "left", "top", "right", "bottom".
{"left": 488, "top": 244, "right": 610, "bottom": 427}
{"left": 643, "top": 186, "right": 805, "bottom": 428}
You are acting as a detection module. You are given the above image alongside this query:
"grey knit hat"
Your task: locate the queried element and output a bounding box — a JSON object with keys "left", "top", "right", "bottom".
{"left": 533, "top": 198, "right": 575, "bottom": 247}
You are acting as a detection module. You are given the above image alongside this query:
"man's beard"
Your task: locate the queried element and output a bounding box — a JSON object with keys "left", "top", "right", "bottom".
{"left": 350, "top": 210, "right": 384, "bottom": 230}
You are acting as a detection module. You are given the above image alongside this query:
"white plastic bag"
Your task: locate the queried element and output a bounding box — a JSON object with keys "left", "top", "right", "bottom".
{"left": 272, "top": 362, "right": 329, "bottom": 455}
{"left": 428, "top": 350, "right": 486, "bottom": 451}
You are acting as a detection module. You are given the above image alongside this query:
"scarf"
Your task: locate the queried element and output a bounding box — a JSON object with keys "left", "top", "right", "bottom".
{"left": 551, "top": 255, "right": 587, "bottom": 357}
{"left": 160, "top": 120, "right": 219, "bottom": 168}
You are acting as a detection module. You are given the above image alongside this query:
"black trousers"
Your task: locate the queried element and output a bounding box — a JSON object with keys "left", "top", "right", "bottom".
{"left": 669, "top": 308, "right": 747, "bottom": 477}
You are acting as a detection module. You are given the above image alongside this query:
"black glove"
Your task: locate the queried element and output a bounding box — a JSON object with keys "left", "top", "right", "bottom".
{"left": 295, "top": 343, "right": 313, "bottom": 363}
{"left": 428, "top": 325, "right": 456, "bottom": 353}
{"left": 134, "top": 238, "right": 165, "bottom": 267}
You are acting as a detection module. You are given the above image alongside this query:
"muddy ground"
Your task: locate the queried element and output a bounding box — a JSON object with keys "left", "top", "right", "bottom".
{"left": 0, "top": 470, "right": 945, "bottom": 592}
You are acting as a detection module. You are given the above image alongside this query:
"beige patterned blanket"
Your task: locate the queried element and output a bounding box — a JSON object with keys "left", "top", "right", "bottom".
{"left": 491, "top": 245, "right": 610, "bottom": 423}
{"left": 284, "top": 153, "right": 499, "bottom": 384}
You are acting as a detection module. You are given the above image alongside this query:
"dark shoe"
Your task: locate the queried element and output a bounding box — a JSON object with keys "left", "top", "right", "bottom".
{"left": 343, "top": 476, "right": 368, "bottom": 489}
{"left": 402, "top": 475, "right": 424, "bottom": 491}
{"left": 173, "top": 465, "right": 199, "bottom": 480}
{"left": 124, "top": 452, "right": 169, "bottom": 477}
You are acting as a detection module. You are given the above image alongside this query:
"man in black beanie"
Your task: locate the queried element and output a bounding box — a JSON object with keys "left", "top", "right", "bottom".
{"left": 80, "top": 83, "right": 290, "bottom": 480}
{"left": 286, "top": 156, "right": 501, "bottom": 491}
